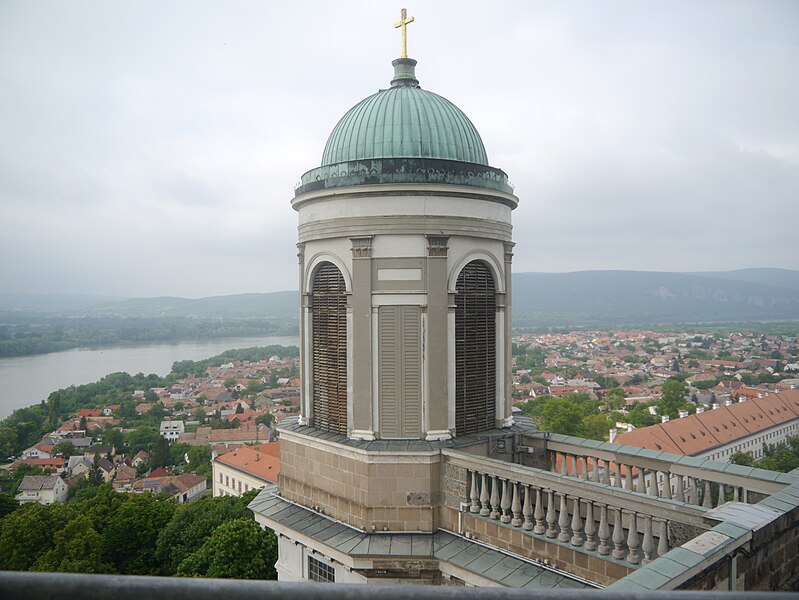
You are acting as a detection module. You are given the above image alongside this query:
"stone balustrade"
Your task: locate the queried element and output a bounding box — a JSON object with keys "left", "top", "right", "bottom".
{"left": 540, "top": 433, "right": 792, "bottom": 508}
{"left": 442, "top": 449, "right": 709, "bottom": 568}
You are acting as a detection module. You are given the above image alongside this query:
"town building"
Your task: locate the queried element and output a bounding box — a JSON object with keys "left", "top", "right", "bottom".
{"left": 15, "top": 475, "right": 68, "bottom": 505}
{"left": 131, "top": 472, "right": 207, "bottom": 504}
{"left": 614, "top": 389, "right": 799, "bottom": 462}
{"left": 159, "top": 419, "right": 185, "bottom": 442}
{"left": 249, "top": 13, "right": 799, "bottom": 592}
{"left": 212, "top": 442, "right": 280, "bottom": 497}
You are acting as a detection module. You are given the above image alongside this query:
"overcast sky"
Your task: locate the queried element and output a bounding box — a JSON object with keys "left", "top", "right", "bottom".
{"left": 1, "top": 1, "right": 797, "bottom": 298}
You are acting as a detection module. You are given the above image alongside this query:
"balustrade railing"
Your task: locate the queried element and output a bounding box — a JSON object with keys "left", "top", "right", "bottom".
{"left": 444, "top": 450, "right": 701, "bottom": 567}
{"left": 542, "top": 433, "right": 792, "bottom": 509}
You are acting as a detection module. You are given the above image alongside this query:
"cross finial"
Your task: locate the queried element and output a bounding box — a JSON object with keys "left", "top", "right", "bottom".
{"left": 394, "top": 8, "right": 415, "bottom": 59}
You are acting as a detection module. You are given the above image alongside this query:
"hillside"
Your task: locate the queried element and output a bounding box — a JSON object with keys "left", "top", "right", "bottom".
{"left": 3, "top": 269, "right": 798, "bottom": 329}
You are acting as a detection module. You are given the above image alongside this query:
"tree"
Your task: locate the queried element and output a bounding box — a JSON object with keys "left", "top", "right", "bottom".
{"left": 186, "top": 446, "right": 212, "bottom": 478}
{"left": 155, "top": 492, "right": 256, "bottom": 575}
{"left": 151, "top": 436, "right": 171, "bottom": 468}
{"left": 537, "top": 398, "right": 584, "bottom": 436}
{"left": 730, "top": 451, "right": 755, "bottom": 467}
{"left": 102, "top": 493, "right": 177, "bottom": 574}
{"left": 604, "top": 388, "right": 626, "bottom": 411}
{"left": 176, "top": 518, "right": 277, "bottom": 579}
{"left": 223, "top": 378, "right": 237, "bottom": 389}
{"left": 581, "top": 413, "right": 613, "bottom": 441}
{"left": 193, "top": 408, "right": 206, "bottom": 422}
{"left": 657, "top": 380, "right": 688, "bottom": 419}
{"left": 51, "top": 440, "right": 77, "bottom": 458}
{"left": 32, "top": 515, "right": 114, "bottom": 574}
{"left": 0, "top": 503, "right": 74, "bottom": 570}
{"left": 0, "top": 492, "right": 18, "bottom": 519}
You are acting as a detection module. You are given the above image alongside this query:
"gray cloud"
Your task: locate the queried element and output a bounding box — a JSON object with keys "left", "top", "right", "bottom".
{"left": 1, "top": 1, "right": 797, "bottom": 298}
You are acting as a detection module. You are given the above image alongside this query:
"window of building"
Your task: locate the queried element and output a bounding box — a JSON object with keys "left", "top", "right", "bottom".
{"left": 308, "top": 556, "right": 335, "bottom": 582}
{"left": 225, "top": 476, "right": 229, "bottom": 487}
{"left": 311, "top": 262, "right": 348, "bottom": 435}
{"left": 219, "top": 473, "right": 223, "bottom": 483}
{"left": 455, "top": 261, "right": 496, "bottom": 435}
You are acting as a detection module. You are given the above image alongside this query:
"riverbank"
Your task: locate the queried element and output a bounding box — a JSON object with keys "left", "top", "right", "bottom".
{"left": 0, "top": 335, "right": 299, "bottom": 419}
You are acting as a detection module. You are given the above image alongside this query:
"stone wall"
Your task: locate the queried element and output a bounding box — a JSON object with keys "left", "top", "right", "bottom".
{"left": 279, "top": 433, "right": 441, "bottom": 532}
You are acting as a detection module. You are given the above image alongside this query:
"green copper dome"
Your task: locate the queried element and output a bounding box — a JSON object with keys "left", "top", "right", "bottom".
{"left": 294, "top": 58, "right": 513, "bottom": 198}
{"left": 321, "top": 58, "right": 489, "bottom": 167}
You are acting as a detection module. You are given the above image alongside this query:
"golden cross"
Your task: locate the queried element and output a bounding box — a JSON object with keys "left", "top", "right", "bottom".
{"left": 394, "top": 8, "right": 415, "bottom": 59}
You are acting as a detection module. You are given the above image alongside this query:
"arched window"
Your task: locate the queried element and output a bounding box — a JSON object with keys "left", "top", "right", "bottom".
{"left": 311, "top": 262, "right": 347, "bottom": 434}
{"left": 455, "top": 261, "right": 496, "bottom": 435}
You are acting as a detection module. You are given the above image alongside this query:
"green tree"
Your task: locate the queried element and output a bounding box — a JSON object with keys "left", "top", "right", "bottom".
{"left": 537, "top": 398, "right": 584, "bottom": 436}
{"left": 51, "top": 440, "right": 77, "bottom": 458}
{"left": 730, "top": 451, "right": 755, "bottom": 467}
{"left": 155, "top": 492, "right": 256, "bottom": 575}
{"left": 186, "top": 446, "right": 212, "bottom": 478}
{"left": 176, "top": 518, "right": 277, "bottom": 579}
{"left": 151, "top": 436, "right": 171, "bottom": 468}
{"left": 0, "top": 503, "right": 73, "bottom": 570}
{"left": 0, "top": 492, "right": 18, "bottom": 519}
{"left": 657, "top": 380, "right": 688, "bottom": 419}
{"left": 32, "top": 515, "right": 114, "bottom": 574}
{"left": 102, "top": 493, "right": 177, "bottom": 574}
{"left": 581, "top": 413, "right": 613, "bottom": 441}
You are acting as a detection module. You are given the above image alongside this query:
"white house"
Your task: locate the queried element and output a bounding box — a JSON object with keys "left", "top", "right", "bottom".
{"left": 159, "top": 420, "right": 185, "bottom": 442}
{"left": 15, "top": 475, "right": 68, "bottom": 505}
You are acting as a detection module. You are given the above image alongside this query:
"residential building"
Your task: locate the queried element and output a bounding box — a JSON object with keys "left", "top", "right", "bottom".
{"left": 159, "top": 420, "right": 185, "bottom": 442}
{"left": 131, "top": 473, "right": 207, "bottom": 503}
{"left": 213, "top": 442, "right": 280, "bottom": 497}
{"left": 15, "top": 475, "right": 68, "bottom": 505}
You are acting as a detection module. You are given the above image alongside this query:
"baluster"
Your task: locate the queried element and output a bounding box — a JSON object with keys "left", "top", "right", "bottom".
{"left": 626, "top": 512, "right": 640, "bottom": 564}
{"left": 534, "top": 487, "right": 546, "bottom": 535}
{"left": 490, "top": 475, "right": 501, "bottom": 519}
{"left": 743, "top": 488, "right": 749, "bottom": 504}
{"left": 648, "top": 469, "right": 658, "bottom": 497}
{"left": 558, "top": 493, "right": 571, "bottom": 542}
{"left": 602, "top": 459, "right": 611, "bottom": 485}
{"left": 545, "top": 490, "right": 557, "bottom": 538}
{"left": 522, "top": 484, "right": 533, "bottom": 531}
{"left": 733, "top": 486, "right": 740, "bottom": 503}
{"left": 567, "top": 454, "right": 575, "bottom": 476}
{"left": 500, "top": 479, "right": 512, "bottom": 523}
{"left": 690, "top": 477, "right": 701, "bottom": 505}
{"left": 716, "top": 483, "right": 726, "bottom": 508}
{"left": 625, "top": 465, "right": 634, "bottom": 491}
{"left": 597, "top": 504, "right": 610, "bottom": 555}
{"left": 469, "top": 470, "right": 480, "bottom": 513}
{"left": 611, "top": 508, "right": 625, "bottom": 560}
{"left": 702, "top": 480, "right": 713, "bottom": 508}
{"left": 511, "top": 481, "right": 522, "bottom": 527}
{"left": 661, "top": 472, "right": 670, "bottom": 499}
{"left": 570, "top": 496, "right": 584, "bottom": 547}
{"left": 580, "top": 457, "right": 589, "bottom": 480}
{"left": 657, "top": 519, "right": 669, "bottom": 557}
{"left": 675, "top": 474, "right": 686, "bottom": 502}
{"left": 614, "top": 462, "right": 623, "bottom": 488}
{"left": 641, "top": 515, "right": 654, "bottom": 564}
{"left": 561, "top": 453, "right": 569, "bottom": 475}
{"left": 584, "top": 500, "right": 597, "bottom": 551}
{"left": 479, "top": 473, "right": 491, "bottom": 516}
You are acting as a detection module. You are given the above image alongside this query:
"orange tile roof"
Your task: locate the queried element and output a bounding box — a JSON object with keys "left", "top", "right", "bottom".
{"left": 215, "top": 442, "right": 280, "bottom": 484}
{"left": 615, "top": 389, "right": 799, "bottom": 456}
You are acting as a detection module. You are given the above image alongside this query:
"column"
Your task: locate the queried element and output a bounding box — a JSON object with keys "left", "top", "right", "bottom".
{"left": 425, "top": 235, "right": 450, "bottom": 439}
{"left": 501, "top": 242, "right": 515, "bottom": 426}
{"left": 349, "top": 236, "right": 374, "bottom": 439}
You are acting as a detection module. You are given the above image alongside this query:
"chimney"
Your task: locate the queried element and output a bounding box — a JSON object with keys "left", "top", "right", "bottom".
{"left": 757, "top": 393, "right": 762, "bottom": 399}
{"left": 696, "top": 406, "right": 705, "bottom": 414}
{"left": 712, "top": 403, "right": 720, "bottom": 410}
{"left": 661, "top": 415, "right": 670, "bottom": 423}
{"left": 678, "top": 410, "right": 689, "bottom": 419}
{"left": 739, "top": 396, "right": 747, "bottom": 403}
{"left": 725, "top": 399, "right": 733, "bottom": 407}
{"left": 626, "top": 424, "right": 634, "bottom": 433}
{"left": 609, "top": 428, "right": 618, "bottom": 443}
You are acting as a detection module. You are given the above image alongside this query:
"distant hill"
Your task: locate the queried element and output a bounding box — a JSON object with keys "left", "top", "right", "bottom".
{"left": 0, "top": 293, "right": 123, "bottom": 313}
{"left": 87, "top": 291, "right": 299, "bottom": 319}
{"left": 4, "top": 269, "right": 798, "bottom": 327}
{"left": 512, "top": 269, "right": 799, "bottom": 327}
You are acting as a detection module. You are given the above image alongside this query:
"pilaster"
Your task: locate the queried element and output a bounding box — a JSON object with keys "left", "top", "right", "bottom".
{"left": 349, "top": 236, "right": 375, "bottom": 439}
{"left": 425, "top": 235, "right": 451, "bottom": 440}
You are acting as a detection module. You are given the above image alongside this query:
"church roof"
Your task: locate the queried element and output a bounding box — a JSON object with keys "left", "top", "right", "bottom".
{"left": 321, "top": 58, "right": 488, "bottom": 167}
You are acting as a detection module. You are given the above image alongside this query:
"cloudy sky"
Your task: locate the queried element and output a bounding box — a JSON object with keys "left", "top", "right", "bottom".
{"left": 1, "top": 1, "right": 797, "bottom": 298}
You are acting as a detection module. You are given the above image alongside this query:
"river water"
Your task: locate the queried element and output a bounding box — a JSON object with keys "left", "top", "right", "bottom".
{"left": 0, "top": 335, "right": 300, "bottom": 419}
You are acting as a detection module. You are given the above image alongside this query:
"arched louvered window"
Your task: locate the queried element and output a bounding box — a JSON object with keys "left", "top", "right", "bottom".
{"left": 455, "top": 261, "right": 496, "bottom": 435}
{"left": 311, "top": 262, "right": 347, "bottom": 434}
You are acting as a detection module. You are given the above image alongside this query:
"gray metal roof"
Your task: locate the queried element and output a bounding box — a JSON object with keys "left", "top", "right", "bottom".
{"left": 249, "top": 487, "right": 593, "bottom": 589}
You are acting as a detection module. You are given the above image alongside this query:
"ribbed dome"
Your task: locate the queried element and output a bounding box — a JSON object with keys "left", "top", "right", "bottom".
{"left": 321, "top": 58, "right": 488, "bottom": 167}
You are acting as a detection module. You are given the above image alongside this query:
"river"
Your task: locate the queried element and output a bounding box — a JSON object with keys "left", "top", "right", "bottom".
{"left": 0, "top": 335, "right": 300, "bottom": 419}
